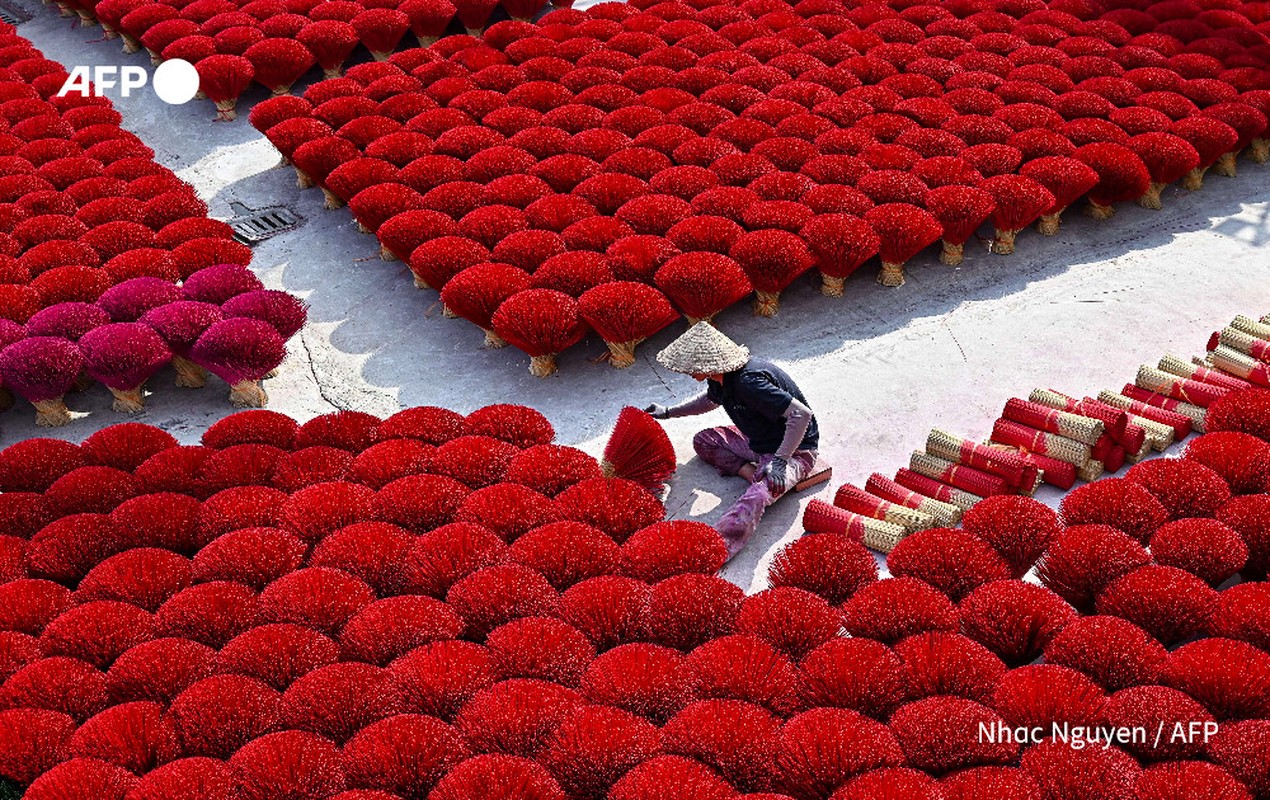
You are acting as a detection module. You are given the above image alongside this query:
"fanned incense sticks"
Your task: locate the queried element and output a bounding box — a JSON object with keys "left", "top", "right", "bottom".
{"left": 833, "top": 484, "right": 937, "bottom": 534}
{"left": 864, "top": 473, "right": 963, "bottom": 528}
{"left": 802, "top": 499, "right": 907, "bottom": 553}
{"left": 924, "top": 430, "right": 1040, "bottom": 495}
{"left": 1002, "top": 398, "right": 1105, "bottom": 446}
{"left": 894, "top": 469, "right": 983, "bottom": 512}
{"left": 909, "top": 451, "right": 1012, "bottom": 498}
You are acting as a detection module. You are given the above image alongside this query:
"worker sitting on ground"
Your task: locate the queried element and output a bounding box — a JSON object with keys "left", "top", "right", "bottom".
{"left": 645, "top": 322, "right": 819, "bottom": 558}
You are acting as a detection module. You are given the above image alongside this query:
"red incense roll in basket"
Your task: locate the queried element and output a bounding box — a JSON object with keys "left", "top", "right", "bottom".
{"left": 925, "top": 429, "right": 1041, "bottom": 495}
{"left": 1159, "top": 354, "right": 1253, "bottom": 392}
{"left": 803, "top": 499, "right": 908, "bottom": 553}
{"left": 1090, "top": 434, "right": 1115, "bottom": 463}
{"left": 1231, "top": 315, "right": 1270, "bottom": 341}
{"left": 990, "top": 419, "right": 1093, "bottom": 467}
{"left": 1076, "top": 459, "right": 1105, "bottom": 483}
{"left": 1120, "top": 384, "right": 1207, "bottom": 433}
{"left": 1210, "top": 328, "right": 1270, "bottom": 364}
{"left": 1098, "top": 391, "right": 1194, "bottom": 439}
{"left": 894, "top": 469, "right": 983, "bottom": 512}
{"left": 1104, "top": 445, "right": 1127, "bottom": 473}
{"left": 1028, "top": 389, "right": 1130, "bottom": 446}
{"left": 1005, "top": 448, "right": 1078, "bottom": 491}
{"left": 833, "top": 484, "right": 937, "bottom": 533}
{"left": 1134, "top": 366, "right": 1230, "bottom": 408}
{"left": 909, "top": 452, "right": 1012, "bottom": 497}
{"left": 864, "top": 473, "right": 963, "bottom": 527}
{"left": 1002, "top": 398, "right": 1104, "bottom": 446}
{"left": 1206, "top": 347, "right": 1270, "bottom": 389}
{"left": 1083, "top": 399, "right": 1173, "bottom": 452}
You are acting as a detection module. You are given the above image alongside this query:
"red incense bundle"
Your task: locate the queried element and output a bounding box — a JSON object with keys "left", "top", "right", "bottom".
{"left": 1134, "top": 366, "right": 1230, "bottom": 408}
{"left": 863, "top": 473, "right": 962, "bottom": 527}
{"left": 1210, "top": 328, "right": 1270, "bottom": 364}
{"left": 1097, "top": 391, "right": 1193, "bottom": 440}
{"left": 833, "top": 483, "right": 936, "bottom": 532}
{"left": 1206, "top": 348, "right": 1270, "bottom": 389}
{"left": 924, "top": 430, "right": 1040, "bottom": 494}
{"left": 908, "top": 452, "right": 1011, "bottom": 497}
{"left": 1002, "top": 397, "right": 1104, "bottom": 446}
{"left": 990, "top": 419, "right": 1092, "bottom": 468}
{"left": 1104, "top": 445, "right": 1127, "bottom": 473}
{"left": 1028, "top": 389, "right": 1146, "bottom": 453}
{"left": 803, "top": 499, "right": 907, "bottom": 553}
{"left": 1080, "top": 397, "right": 1173, "bottom": 452}
{"left": 894, "top": 469, "right": 982, "bottom": 511}
{"left": 1119, "top": 385, "right": 1206, "bottom": 432}
{"left": 1008, "top": 449, "right": 1077, "bottom": 491}
{"left": 1157, "top": 355, "right": 1252, "bottom": 392}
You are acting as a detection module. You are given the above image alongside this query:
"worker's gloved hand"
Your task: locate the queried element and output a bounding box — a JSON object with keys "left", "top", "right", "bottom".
{"left": 643, "top": 403, "right": 670, "bottom": 419}
{"left": 762, "top": 456, "right": 789, "bottom": 494}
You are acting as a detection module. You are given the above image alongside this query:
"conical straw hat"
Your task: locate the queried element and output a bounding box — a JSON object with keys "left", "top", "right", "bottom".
{"left": 657, "top": 322, "right": 750, "bottom": 374}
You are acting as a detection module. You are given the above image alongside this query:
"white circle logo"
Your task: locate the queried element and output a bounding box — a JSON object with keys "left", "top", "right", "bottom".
{"left": 153, "top": 59, "right": 200, "bottom": 105}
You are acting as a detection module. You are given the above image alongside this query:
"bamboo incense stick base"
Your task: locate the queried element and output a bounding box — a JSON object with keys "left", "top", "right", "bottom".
{"left": 752, "top": 290, "right": 780, "bottom": 317}
{"left": 172, "top": 356, "right": 207, "bottom": 388}
{"left": 820, "top": 273, "right": 846, "bottom": 296}
{"left": 1138, "top": 182, "right": 1165, "bottom": 210}
{"left": 1250, "top": 139, "right": 1268, "bottom": 164}
{"left": 442, "top": 304, "right": 457, "bottom": 318}
{"left": 72, "top": 371, "right": 93, "bottom": 393}
{"left": 109, "top": 387, "right": 145, "bottom": 413}
{"left": 464, "top": 26, "right": 484, "bottom": 36}
{"left": 33, "top": 398, "right": 71, "bottom": 427}
{"left": 483, "top": 329, "right": 506, "bottom": 348}
{"left": 213, "top": 99, "right": 238, "bottom": 121}
{"left": 380, "top": 245, "right": 397, "bottom": 261}
{"left": 295, "top": 168, "right": 313, "bottom": 189}
{"left": 76, "top": 9, "right": 96, "bottom": 24}
{"left": 529, "top": 354, "right": 558, "bottom": 377}
{"left": 1036, "top": 212, "right": 1061, "bottom": 235}
{"left": 322, "top": 189, "right": 344, "bottom": 210}
{"left": 940, "top": 241, "right": 963, "bottom": 265}
{"left": 416, "top": 35, "right": 438, "bottom": 47}
{"left": 322, "top": 67, "right": 342, "bottom": 79}
{"left": 121, "top": 33, "right": 140, "bottom": 53}
{"left": 878, "top": 261, "right": 904, "bottom": 287}
{"left": 270, "top": 85, "right": 294, "bottom": 97}
{"left": 370, "top": 49, "right": 391, "bottom": 61}
{"left": 356, "top": 221, "right": 371, "bottom": 234}
{"left": 1181, "top": 166, "right": 1207, "bottom": 190}
{"left": 606, "top": 340, "right": 638, "bottom": 369}
{"left": 993, "top": 228, "right": 1017, "bottom": 254}
{"left": 411, "top": 273, "right": 430, "bottom": 289}
{"left": 1085, "top": 200, "right": 1115, "bottom": 220}
{"left": 1212, "top": 152, "right": 1237, "bottom": 178}
{"left": 229, "top": 380, "right": 268, "bottom": 408}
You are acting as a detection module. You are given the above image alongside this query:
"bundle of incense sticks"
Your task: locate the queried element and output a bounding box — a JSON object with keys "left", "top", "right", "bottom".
{"left": 833, "top": 484, "right": 937, "bottom": 533}
{"left": 1076, "top": 459, "right": 1105, "bottom": 482}
{"left": 802, "top": 499, "right": 908, "bottom": 553}
{"left": 1005, "top": 447, "right": 1078, "bottom": 490}
{"left": 1135, "top": 365, "right": 1231, "bottom": 408}
{"left": 1160, "top": 354, "right": 1253, "bottom": 392}
{"left": 894, "top": 468, "right": 983, "bottom": 511}
{"left": 909, "top": 451, "right": 1012, "bottom": 497}
{"left": 1029, "top": 389, "right": 1161, "bottom": 456}
{"left": 990, "top": 419, "right": 1093, "bottom": 467}
{"left": 1232, "top": 314, "right": 1270, "bottom": 339}
{"left": 1098, "top": 390, "right": 1194, "bottom": 439}
{"left": 1210, "top": 327, "right": 1270, "bottom": 363}
{"left": 924, "top": 429, "right": 1040, "bottom": 494}
{"left": 864, "top": 473, "right": 963, "bottom": 528}
{"left": 1001, "top": 398, "right": 1105, "bottom": 446}
{"left": 1121, "top": 384, "right": 1207, "bottom": 432}
{"left": 1207, "top": 347, "right": 1270, "bottom": 388}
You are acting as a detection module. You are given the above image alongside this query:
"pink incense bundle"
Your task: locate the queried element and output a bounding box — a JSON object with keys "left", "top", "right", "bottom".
{"left": 190, "top": 318, "right": 286, "bottom": 408}
{"left": 832, "top": 483, "right": 936, "bottom": 533}
{"left": 990, "top": 419, "right": 1092, "bottom": 468}
{"left": 0, "top": 336, "right": 85, "bottom": 427}
{"left": 601, "top": 406, "right": 675, "bottom": 494}
{"left": 1134, "top": 365, "right": 1230, "bottom": 408}
{"left": 1158, "top": 354, "right": 1252, "bottom": 393}
{"left": 1099, "top": 390, "right": 1194, "bottom": 440}
{"left": 1002, "top": 397, "right": 1104, "bottom": 446}
{"left": 893, "top": 469, "right": 982, "bottom": 512}
{"left": 864, "top": 472, "right": 962, "bottom": 527}
{"left": 1118, "top": 382, "right": 1208, "bottom": 433}
{"left": 78, "top": 322, "right": 173, "bottom": 413}
{"left": 924, "top": 429, "right": 1039, "bottom": 494}
{"left": 908, "top": 451, "right": 1011, "bottom": 498}
{"left": 802, "top": 499, "right": 907, "bottom": 553}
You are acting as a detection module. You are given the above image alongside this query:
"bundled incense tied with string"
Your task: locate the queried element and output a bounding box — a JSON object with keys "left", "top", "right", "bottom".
{"left": 990, "top": 419, "right": 1093, "bottom": 467}
{"left": 1158, "top": 354, "right": 1252, "bottom": 392}
{"left": 1103, "top": 445, "right": 1127, "bottom": 473}
{"left": 1209, "top": 327, "right": 1270, "bottom": 364}
{"left": 894, "top": 469, "right": 983, "bottom": 512}
{"left": 1120, "top": 384, "right": 1207, "bottom": 433}
{"left": 1002, "top": 447, "right": 1077, "bottom": 491}
{"left": 1134, "top": 365, "right": 1230, "bottom": 408}
{"left": 833, "top": 483, "right": 937, "bottom": 533}
{"left": 1028, "top": 389, "right": 1148, "bottom": 453}
{"left": 864, "top": 473, "right": 963, "bottom": 528}
{"left": 1076, "top": 460, "right": 1105, "bottom": 483}
{"left": 1081, "top": 397, "right": 1173, "bottom": 452}
{"left": 909, "top": 451, "right": 1012, "bottom": 497}
{"left": 802, "top": 499, "right": 908, "bottom": 553}
{"left": 1231, "top": 315, "right": 1270, "bottom": 340}
{"left": 1002, "top": 397, "right": 1104, "bottom": 445}
{"left": 1206, "top": 347, "right": 1270, "bottom": 389}
{"left": 1097, "top": 391, "right": 1194, "bottom": 439}
{"left": 924, "top": 429, "right": 1040, "bottom": 494}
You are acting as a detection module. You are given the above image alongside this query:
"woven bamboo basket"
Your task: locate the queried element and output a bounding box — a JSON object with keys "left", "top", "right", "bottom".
{"left": 991, "top": 419, "right": 1093, "bottom": 467}
{"left": 1003, "top": 398, "right": 1104, "bottom": 445}
{"left": 895, "top": 469, "right": 983, "bottom": 511}
{"left": 1158, "top": 354, "right": 1251, "bottom": 393}
{"left": 1076, "top": 459, "right": 1105, "bottom": 482}
{"left": 1120, "top": 384, "right": 1207, "bottom": 433}
{"left": 1135, "top": 365, "right": 1229, "bottom": 408}
{"left": 865, "top": 473, "right": 962, "bottom": 527}
{"left": 1029, "top": 389, "right": 1134, "bottom": 447}
{"left": 834, "top": 484, "right": 937, "bottom": 533}
{"left": 1231, "top": 315, "right": 1270, "bottom": 341}
{"left": 803, "top": 499, "right": 908, "bottom": 552}
{"left": 925, "top": 429, "right": 1040, "bottom": 494}
{"left": 910, "top": 451, "right": 1011, "bottom": 497}
{"left": 1097, "top": 391, "right": 1194, "bottom": 439}
{"left": 1207, "top": 347, "right": 1270, "bottom": 388}
{"left": 1216, "top": 328, "right": 1270, "bottom": 363}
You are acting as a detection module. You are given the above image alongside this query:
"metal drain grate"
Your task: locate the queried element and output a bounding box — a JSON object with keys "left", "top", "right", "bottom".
{"left": 227, "top": 201, "right": 303, "bottom": 245}
{"left": 0, "top": 0, "right": 32, "bottom": 25}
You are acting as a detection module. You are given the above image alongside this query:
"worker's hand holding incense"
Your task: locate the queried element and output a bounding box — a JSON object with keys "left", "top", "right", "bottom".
{"left": 643, "top": 403, "right": 670, "bottom": 419}
{"left": 763, "top": 456, "right": 789, "bottom": 494}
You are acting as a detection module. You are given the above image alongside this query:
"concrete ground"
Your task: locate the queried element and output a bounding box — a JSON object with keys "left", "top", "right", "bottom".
{"left": 11, "top": 7, "right": 1270, "bottom": 591}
